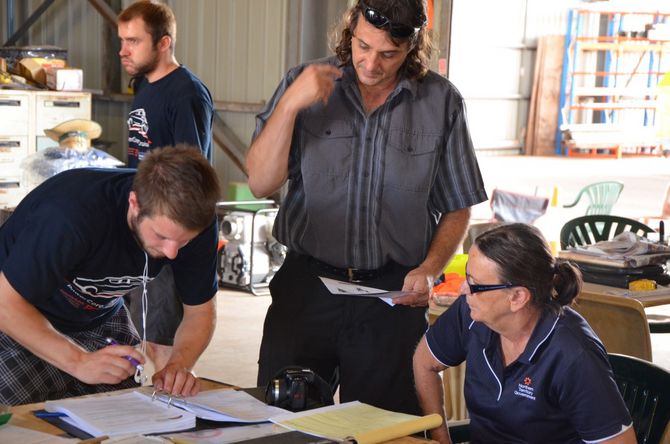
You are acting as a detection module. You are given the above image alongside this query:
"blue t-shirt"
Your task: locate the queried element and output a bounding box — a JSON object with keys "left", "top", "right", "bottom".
{"left": 0, "top": 168, "right": 218, "bottom": 333}
{"left": 127, "top": 66, "right": 213, "bottom": 167}
{"left": 426, "top": 296, "right": 632, "bottom": 443}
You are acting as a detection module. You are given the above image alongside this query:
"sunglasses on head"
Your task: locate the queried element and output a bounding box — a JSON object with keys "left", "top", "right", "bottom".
{"left": 359, "top": 2, "right": 426, "bottom": 39}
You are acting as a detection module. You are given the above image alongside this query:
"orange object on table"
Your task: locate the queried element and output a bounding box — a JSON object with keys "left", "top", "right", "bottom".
{"left": 434, "top": 273, "right": 465, "bottom": 295}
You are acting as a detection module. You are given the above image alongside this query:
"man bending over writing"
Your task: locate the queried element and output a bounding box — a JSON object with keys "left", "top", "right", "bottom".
{"left": 0, "top": 145, "right": 220, "bottom": 405}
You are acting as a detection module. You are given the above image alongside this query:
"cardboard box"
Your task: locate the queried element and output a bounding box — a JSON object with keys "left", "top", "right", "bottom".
{"left": 17, "top": 57, "right": 65, "bottom": 85}
{"left": 46, "top": 67, "right": 83, "bottom": 91}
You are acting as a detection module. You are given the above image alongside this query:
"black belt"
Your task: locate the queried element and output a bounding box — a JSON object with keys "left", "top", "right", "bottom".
{"left": 309, "top": 256, "right": 391, "bottom": 283}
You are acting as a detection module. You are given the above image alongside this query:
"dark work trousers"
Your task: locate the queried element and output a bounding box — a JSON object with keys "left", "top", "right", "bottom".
{"left": 257, "top": 252, "right": 428, "bottom": 415}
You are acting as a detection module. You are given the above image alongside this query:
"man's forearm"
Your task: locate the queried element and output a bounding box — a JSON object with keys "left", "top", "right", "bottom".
{"left": 419, "top": 207, "right": 471, "bottom": 277}
{"left": 169, "top": 298, "right": 217, "bottom": 370}
{"left": 0, "top": 273, "right": 86, "bottom": 375}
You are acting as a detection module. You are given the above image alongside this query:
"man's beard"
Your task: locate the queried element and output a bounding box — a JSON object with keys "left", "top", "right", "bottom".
{"left": 125, "top": 49, "right": 160, "bottom": 77}
{"left": 129, "top": 214, "right": 163, "bottom": 259}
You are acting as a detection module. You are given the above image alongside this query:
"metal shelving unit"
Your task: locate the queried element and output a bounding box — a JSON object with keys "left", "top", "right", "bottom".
{"left": 557, "top": 7, "right": 670, "bottom": 157}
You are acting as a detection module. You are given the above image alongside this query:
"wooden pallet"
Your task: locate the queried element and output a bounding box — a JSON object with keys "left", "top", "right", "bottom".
{"left": 565, "top": 142, "right": 621, "bottom": 158}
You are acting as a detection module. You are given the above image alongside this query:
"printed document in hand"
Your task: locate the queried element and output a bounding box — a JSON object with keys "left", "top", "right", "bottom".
{"left": 44, "top": 391, "right": 196, "bottom": 437}
{"left": 144, "top": 388, "right": 288, "bottom": 422}
{"left": 319, "top": 277, "right": 418, "bottom": 306}
{"left": 270, "top": 401, "right": 442, "bottom": 444}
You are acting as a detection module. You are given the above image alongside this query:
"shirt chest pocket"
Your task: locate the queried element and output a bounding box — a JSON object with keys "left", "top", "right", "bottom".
{"left": 300, "top": 118, "right": 354, "bottom": 177}
{"left": 384, "top": 128, "right": 441, "bottom": 192}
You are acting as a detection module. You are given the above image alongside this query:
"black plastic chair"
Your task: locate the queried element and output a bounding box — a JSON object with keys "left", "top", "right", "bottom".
{"left": 448, "top": 354, "right": 670, "bottom": 443}
{"left": 609, "top": 353, "right": 670, "bottom": 444}
{"left": 449, "top": 421, "right": 471, "bottom": 443}
{"left": 560, "top": 215, "right": 655, "bottom": 250}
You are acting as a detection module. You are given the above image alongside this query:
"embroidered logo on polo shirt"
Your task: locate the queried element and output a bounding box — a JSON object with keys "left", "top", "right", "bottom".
{"left": 514, "top": 375, "right": 536, "bottom": 401}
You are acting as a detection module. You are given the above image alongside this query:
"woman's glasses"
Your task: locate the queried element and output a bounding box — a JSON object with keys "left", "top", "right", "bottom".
{"left": 466, "top": 282, "right": 517, "bottom": 294}
{"left": 359, "top": 2, "right": 425, "bottom": 38}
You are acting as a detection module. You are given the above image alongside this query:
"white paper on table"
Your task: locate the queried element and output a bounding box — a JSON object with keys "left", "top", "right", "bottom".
{"left": 45, "top": 391, "right": 196, "bottom": 437}
{"left": 145, "top": 389, "right": 288, "bottom": 423}
{"left": 318, "top": 277, "right": 418, "bottom": 306}
{"left": 164, "top": 423, "right": 284, "bottom": 444}
{"left": 0, "top": 424, "right": 77, "bottom": 444}
{"left": 103, "top": 436, "right": 170, "bottom": 443}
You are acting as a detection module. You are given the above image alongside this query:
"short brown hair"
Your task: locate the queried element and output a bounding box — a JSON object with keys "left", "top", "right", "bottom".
{"left": 118, "top": 1, "right": 177, "bottom": 50}
{"left": 333, "top": 0, "right": 432, "bottom": 80}
{"left": 132, "top": 145, "right": 220, "bottom": 231}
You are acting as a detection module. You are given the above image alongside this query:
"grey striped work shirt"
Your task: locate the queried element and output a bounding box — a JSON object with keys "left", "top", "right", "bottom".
{"left": 254, "top": 57, "right": 487, "bottom": 269}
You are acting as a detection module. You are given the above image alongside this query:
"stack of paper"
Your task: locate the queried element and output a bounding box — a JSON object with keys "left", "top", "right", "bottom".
{"left": 44, "top": 391, "right": 196, "bottom": 437}
{"left": 270, "top": 401, "right": 442, "bottom": 444}
{"left": 561, "top": 232, "right": 670, "bottom": 268}
{"left": 143, "top": 389, "right": 288, "bottom": 422}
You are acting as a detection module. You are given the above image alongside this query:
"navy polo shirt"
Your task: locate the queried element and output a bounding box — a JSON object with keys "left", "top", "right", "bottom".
{"left": 426, "top": 296, "right": 632, "bottom": 443}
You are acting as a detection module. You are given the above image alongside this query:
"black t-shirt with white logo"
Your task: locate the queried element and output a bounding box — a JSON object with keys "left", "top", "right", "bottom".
{"left": 0, "top": 168, "right": 217, "bottom": 333}
{"left": 127, "top": 66, "right": 213, "bottom": 167}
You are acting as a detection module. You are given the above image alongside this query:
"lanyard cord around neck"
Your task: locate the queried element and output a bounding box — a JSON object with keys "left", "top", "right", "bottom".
{"left": 140, "top": 250, "right": 149, "bottom": 360}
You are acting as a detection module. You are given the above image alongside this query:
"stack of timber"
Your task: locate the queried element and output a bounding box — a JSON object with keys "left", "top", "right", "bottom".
{"left": 525, "top": 35, "right": 564, "bottom": 156}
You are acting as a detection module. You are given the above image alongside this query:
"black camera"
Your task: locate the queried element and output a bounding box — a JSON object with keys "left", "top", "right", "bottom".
{"left": 265, "top": 367, "right": 334, "bottom": 412}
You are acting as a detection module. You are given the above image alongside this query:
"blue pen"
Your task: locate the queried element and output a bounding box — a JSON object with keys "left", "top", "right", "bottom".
{"left": 105, "top": 338, "right": 143, "bottom": 369}
{"left": 34, "top": 411, "right": 68, "bottom": 418}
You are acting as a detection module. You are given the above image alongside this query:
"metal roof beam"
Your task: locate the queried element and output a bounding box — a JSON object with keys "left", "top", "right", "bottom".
{"left": 3, "top": 0, "right": 57, "bottom": 47}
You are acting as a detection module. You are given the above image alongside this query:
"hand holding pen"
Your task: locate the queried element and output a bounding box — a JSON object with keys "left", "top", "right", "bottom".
{"left": 105, "top": 338, "right": 143, "bottom": 369}
{"left": 104, "top": 337, "right": 146, "bottom": 383}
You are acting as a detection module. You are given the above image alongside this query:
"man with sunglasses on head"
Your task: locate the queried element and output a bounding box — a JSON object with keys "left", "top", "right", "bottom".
{"left": 247, "top": 0, "right": 487, "bottom": 415}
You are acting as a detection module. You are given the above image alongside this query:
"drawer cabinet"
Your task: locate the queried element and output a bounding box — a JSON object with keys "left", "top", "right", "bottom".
{"left": 34, "top": 91, "right": 91, "bottom": 151}
{"left": 0, "top": 136, "right": 30, "bottom": 182}
{"left": 0, "top": 90, "right": 91, "bottom": 198}
{"left": 0, "top": 90, "right": 31, "bottom": 136}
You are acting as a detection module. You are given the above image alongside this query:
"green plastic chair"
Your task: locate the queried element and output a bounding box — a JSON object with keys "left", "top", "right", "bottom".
{"left": 563, "top": 181, "right": 624, "bottom": 215}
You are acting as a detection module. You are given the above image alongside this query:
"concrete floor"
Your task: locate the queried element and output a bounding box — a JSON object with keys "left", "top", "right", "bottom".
{"left": 192, "top": 154, "right": 670, "bottom": 388}
{"left": 193, "top": 289, "right": 270, "bottom": 388}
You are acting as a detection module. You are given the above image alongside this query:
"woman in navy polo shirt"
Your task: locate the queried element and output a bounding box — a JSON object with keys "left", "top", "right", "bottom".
{"left": 413, "top": 223, "right": 635, "bottom": 444}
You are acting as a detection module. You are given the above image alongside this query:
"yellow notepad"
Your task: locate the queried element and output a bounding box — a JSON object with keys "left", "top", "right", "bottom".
{"left": 270, "top": 401, "right": 442, "bottom": 444}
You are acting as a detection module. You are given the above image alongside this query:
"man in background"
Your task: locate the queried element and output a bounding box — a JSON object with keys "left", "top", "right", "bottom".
{"left": 247, "top": 0, "right": 487, "bottom": 415}
{"left": 118, "top": 0, "right": 214, "bottom": 167}
{"left": 118, "top": 1, "right": 216, "bottom": 366}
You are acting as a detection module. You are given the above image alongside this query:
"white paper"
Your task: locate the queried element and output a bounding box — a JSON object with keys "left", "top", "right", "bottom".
{"left": 45, "top": 390, "right": 196, "bottom": 437}
{"left": 318, "top": 277, "right": 418, "bottom": 306}
{"left": 103, "top": 436, "right": 171, "bottom": 443}
{"left": 146, "top": 389, "right": 288, "bottom": 423}
{"left": 0, "top": 424, "right": 76, "bottom": 443}
{"left": 165, "top": 423, "right": 284, "bottom": 443}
